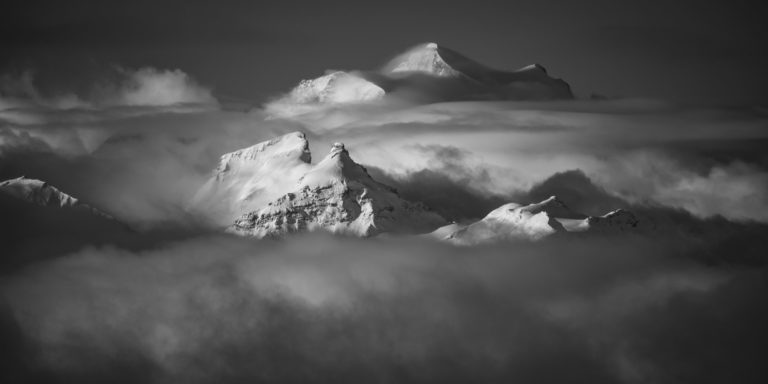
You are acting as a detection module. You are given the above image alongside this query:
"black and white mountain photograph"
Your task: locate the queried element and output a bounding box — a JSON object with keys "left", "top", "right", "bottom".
{"left": 2, "top": 1, "right": 768, "bottom": 383}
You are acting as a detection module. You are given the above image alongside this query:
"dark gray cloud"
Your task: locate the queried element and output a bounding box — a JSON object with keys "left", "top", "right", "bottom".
{"left": 1, "top": 231, "right": 767, "bottom": 383}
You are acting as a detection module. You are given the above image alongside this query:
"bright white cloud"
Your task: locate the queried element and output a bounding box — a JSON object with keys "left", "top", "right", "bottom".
{"left": 0, "top": 68, "right": 217, "bottom": 112}
{"left": 114, "top": 67, "right": 217, "bottom": 107}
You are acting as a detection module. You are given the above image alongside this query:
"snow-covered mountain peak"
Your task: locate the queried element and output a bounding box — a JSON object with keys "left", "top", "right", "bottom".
{"left": 0, "top": 176, "right": 81, "bottom": 208}
{"left": 193, "top": 133, "right": 445, "bottom": 234}
{"left": 266, "top": 43, "right": 573, "bottom": 117}
{"left": 265, "top": 71, "right": 386, "bottom": 118}
{"left": 191, "top": 132, "right": 315, "bottom": 225}
{"left": 282, "top": 71, "right": 385, "bottom": 105}
{"left": 214, "top": 131, "right": 311, "bottom": 178}
{"left": 0, "top": 176, "right": 115, "bottom": 222}
{"left": 387, "top": 42, "right": 462, "bottom": 77}
{"left": 430, "top": 196, "right": 636, "bottom": 244}
{"left": 226, "top": 138, "right": 445, "bottom": 238}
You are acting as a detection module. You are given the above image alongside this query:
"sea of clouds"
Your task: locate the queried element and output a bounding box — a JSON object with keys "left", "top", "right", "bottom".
{"left": 2, "top": 67, "right": 768, "bottom": 383}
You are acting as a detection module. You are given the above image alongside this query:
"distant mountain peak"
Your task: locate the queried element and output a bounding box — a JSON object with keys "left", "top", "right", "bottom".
{"left": 0, "top": 176, "right": 81, "bottom": 208}
{"left": 330, "top": 142, "right": 346, "bottom": 155}
{"left": 192, "top": 133, "right": 445, "bottom": 235}
{"left": 387, "top": 42, "right": 462, "bottom": 77}
{"left": 429, "top": 196, "right": 636, "bottom": 244}
{"left": 265, "top": 42, "right": 574, "bottom": 119}
{"left": 0, "top": 176, "right": 114, "bottom": 221}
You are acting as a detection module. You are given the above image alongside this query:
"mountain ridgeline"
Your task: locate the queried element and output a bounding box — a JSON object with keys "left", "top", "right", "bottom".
{"left": 268, "top": 42, "right": 573, "bottom": 116}
{"left": 191, "top": 132, "right": 635, "bottom": 242}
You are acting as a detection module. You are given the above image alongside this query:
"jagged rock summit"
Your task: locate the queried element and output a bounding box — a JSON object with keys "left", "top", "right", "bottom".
{"left": 266, "top": 42, "right": 573, "bottom": 117}
{"left": 192, "top": 132, "right": 446, "bottom": 235}
{"left": 229, "top": 140, "right": 446, "bottom": 238}
{"left": 429, "top": 196, "right": 637, "bottom": 245}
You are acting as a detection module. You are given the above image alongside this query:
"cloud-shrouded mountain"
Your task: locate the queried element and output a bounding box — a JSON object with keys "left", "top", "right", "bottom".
{"left": 283, "top": 71, "right": 385, "bottom": 104}
{"left": 430, "top": 196, "right": 638, "bottom": 244}
{"left": 230, "top": 142, "right": 446, "bottom": 237}
{"left": 0, "top": 177, "right": 132, "bottom": 272}
{"left": 191, "top": 132, "right": 314, "bottom": 226}
{"left": 267, "top": 42, "right": 573, "bottom": 116}
{"left": 0, "top": 176, "right": 110, "bottom": 218}
{"left": 192, "top": 132, "right": 446, "bottom": 235}
{"left": 265, "top": 71, "right": 386, "bottom": 116}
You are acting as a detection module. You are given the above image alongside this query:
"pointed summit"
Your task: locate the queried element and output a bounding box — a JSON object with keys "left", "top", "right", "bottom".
{"left": 299, "top": 142, "right": 374, "bottom": 188}
{"left": 265, "top": 71, "right": 385, "bottom": 118}
{"left": 228, "top": 139, "right": 445, "bottom": 238}
{"left": 386, "top": 42, "right": 462, "bottom": 77}
{"left": 286, "top": 71, "right": 385, "bottom": 104}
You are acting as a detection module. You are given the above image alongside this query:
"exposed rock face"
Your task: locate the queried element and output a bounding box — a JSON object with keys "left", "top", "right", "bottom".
{"left": 429, "top": 196, "right": 638, "bottom": 245}
{"left": 229, "top": 142, "right": 446, "bottom": 238}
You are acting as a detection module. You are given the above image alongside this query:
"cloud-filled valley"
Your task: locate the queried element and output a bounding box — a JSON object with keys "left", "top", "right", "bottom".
{"left": 2, "top": 39, "right": 768, "bottom": 383}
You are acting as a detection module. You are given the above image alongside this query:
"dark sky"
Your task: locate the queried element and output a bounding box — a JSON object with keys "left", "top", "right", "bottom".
{"left": 2, "top": 0, "right": 767, "bottom": 105}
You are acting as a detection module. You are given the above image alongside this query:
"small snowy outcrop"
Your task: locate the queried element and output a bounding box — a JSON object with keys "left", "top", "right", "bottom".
{"left": 287, "top": 71, "right": 385, "bottom": 104}
{"left": 0, "top": 176, "right": 113, "bottom": 219}
{"left": 0, "top": 177, "right": 81, "bottom": 208}
{"left": 429, "top": 196, "right": 637, "bottom": 244}
{"left": 229, "top": 142, "right": 446, "bottom": 238}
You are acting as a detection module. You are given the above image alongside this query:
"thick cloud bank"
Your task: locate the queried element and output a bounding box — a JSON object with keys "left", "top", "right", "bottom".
{"left": 2, "top": 234, "right": 767, "bottom": 384}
